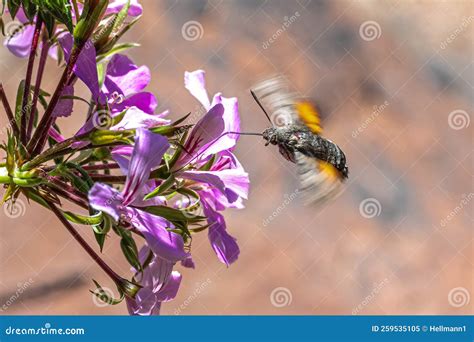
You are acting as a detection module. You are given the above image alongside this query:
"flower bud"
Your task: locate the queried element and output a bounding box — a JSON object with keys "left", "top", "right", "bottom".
{"left": 74, "top": 0, "right": 109, "bottom": 46}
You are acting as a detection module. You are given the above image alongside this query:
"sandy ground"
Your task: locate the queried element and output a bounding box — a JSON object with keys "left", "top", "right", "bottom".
{"left": 0, "top": 0, "right": 472, "bottom": 315}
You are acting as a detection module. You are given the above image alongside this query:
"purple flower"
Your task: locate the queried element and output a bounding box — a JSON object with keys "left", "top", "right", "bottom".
{"left": 3, "top": 9, "right": 34, "bottom": 58}
{"left": 51, "top": 85, "right": 74, "bottom": 118}
{"left": 111, "top": 106, "right": 170, "bottom": 130}
{"left": 76, "top": 0, "right": 143, "bottom": 18}
{"left": 173, "top": 70, "right": 240, "bottom": 169}
{"left": 182, "top": 152, "right": 249, "bottom": 266}
{"left": 183, "top": 69, "right": 240, "bottom": 155}
{"left": 175, "top": 70, "right": 249, "bottom": 265}
{"left": 103, "top": 54, "right": 157, "bottom": 114}
{"left": 59, "top": 33, "right": 102, "bottom": 102}
{"left": 126, "top": 245, "right": 181, "bottom": 315}
{"left": 88, "top": 128, "right": 189, "bottom": 263}
{"left": 5, "top": 1, "right": 142, "bottom": 58}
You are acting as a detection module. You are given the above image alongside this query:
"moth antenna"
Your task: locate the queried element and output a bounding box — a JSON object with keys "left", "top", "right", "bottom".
{"left": 250, "top": 89, "right": 272, "bottom": 124}
{"left": 226, "top": 131, "right": 263, "bottom": 137}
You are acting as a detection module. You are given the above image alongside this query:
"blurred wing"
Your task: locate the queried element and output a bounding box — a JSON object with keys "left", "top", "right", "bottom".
{"left": 251, "top": 75, "right": 299, "bottom": 127}
{"left": 295, "top": 100, "right": 323, "bottom": 134}
{"left": 295, "top": 152, "right": 344, "bottom": 205}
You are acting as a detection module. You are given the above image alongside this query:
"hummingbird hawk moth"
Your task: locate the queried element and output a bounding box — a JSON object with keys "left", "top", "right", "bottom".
{"left": 250, "top": 76, "right": 349, "bottom": 204}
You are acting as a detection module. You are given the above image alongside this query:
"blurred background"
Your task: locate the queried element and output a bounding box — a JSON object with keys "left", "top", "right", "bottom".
{"left": 0, "top": 0, "right": 472, "bottom": 315}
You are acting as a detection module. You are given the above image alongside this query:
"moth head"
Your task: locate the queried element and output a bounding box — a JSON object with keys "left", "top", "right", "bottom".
{"left": 262, "top": 127, "right": 278, "bottom": 146}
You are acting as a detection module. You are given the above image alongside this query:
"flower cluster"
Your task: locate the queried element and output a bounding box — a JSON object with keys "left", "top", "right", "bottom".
{"left": 0, "top": 0, "right": 248, "bottom": 315}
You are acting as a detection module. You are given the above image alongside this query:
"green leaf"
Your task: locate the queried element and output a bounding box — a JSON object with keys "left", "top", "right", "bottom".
{"left": 39, "top": 8, "right": 55, "bottom": 36}
{"left": 24, "top": 189, "right": 51, "bottom": 209}
{"left": 200, "top": 154, "right": 216, "bottom": 171}
{"left": 33, "top": 0, "right": 73, "bottom": 32}
{"left": 150, "top": 124, "right": 193, "bottom": 137}
{"left": 93, "top": 215, "right": 111, "bottom": 252}
{"left": 14, "top": 79, "right": 25, "bottom": 124}
{"left": 144, "top": 174, "right": 175, "bottom": 200}
{"left": 93, "top": 0, "right": 129, "bottom": 49}
{"left": 172, "top": 112, "right": 192, "bottom": 126}
{"left": 7, "top": 0, "right": 20, "bottom": 18}
{"left": 90, "top": 280, "right": 124, "bottom": 306}
{"left": 142, "top": 205, "right": 206, "bottom": 224}
{"left": 62, "top": 211, "right": 103, "bottom": 225}
{"left": 110, "top": 0, "right": 129, "bottom": 33}
{"left": 21, "top": 0, "right": 37, "bottom": 21}
{"left": 97, "top": 42, "right": 139, "bottom": 60}
{"left": 99, "top": 14, "right": 139, "bottom": 53}
{"left": 66, "top": 163, "right": 93, "bottom": 186}
{"left": 60, "top": 94, "right": 91, "bottom": 106}
{"left": 97, "top": 62, "right": 106, "bottom": 88}
{"left": 74, "top": 0, "right": 108, "bottom": 44}
{"left": 120, "top": 236, "right": 141, "bottom": 271}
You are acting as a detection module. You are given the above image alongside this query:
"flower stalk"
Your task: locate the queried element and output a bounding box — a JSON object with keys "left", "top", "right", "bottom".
{"left": 27, "top": 30, "right": 50, "bottom": 141}
{"left": 46, "top": 199, "right": 128, "bottom": 288}
{"left": 28, "top": 42, "right": 86, "bottom": 156}
{"left": 0, "top": 83, "right": 20, "bottom": 137}
{"left": 20, "top": 17, "right": 43, "bottom": 145}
